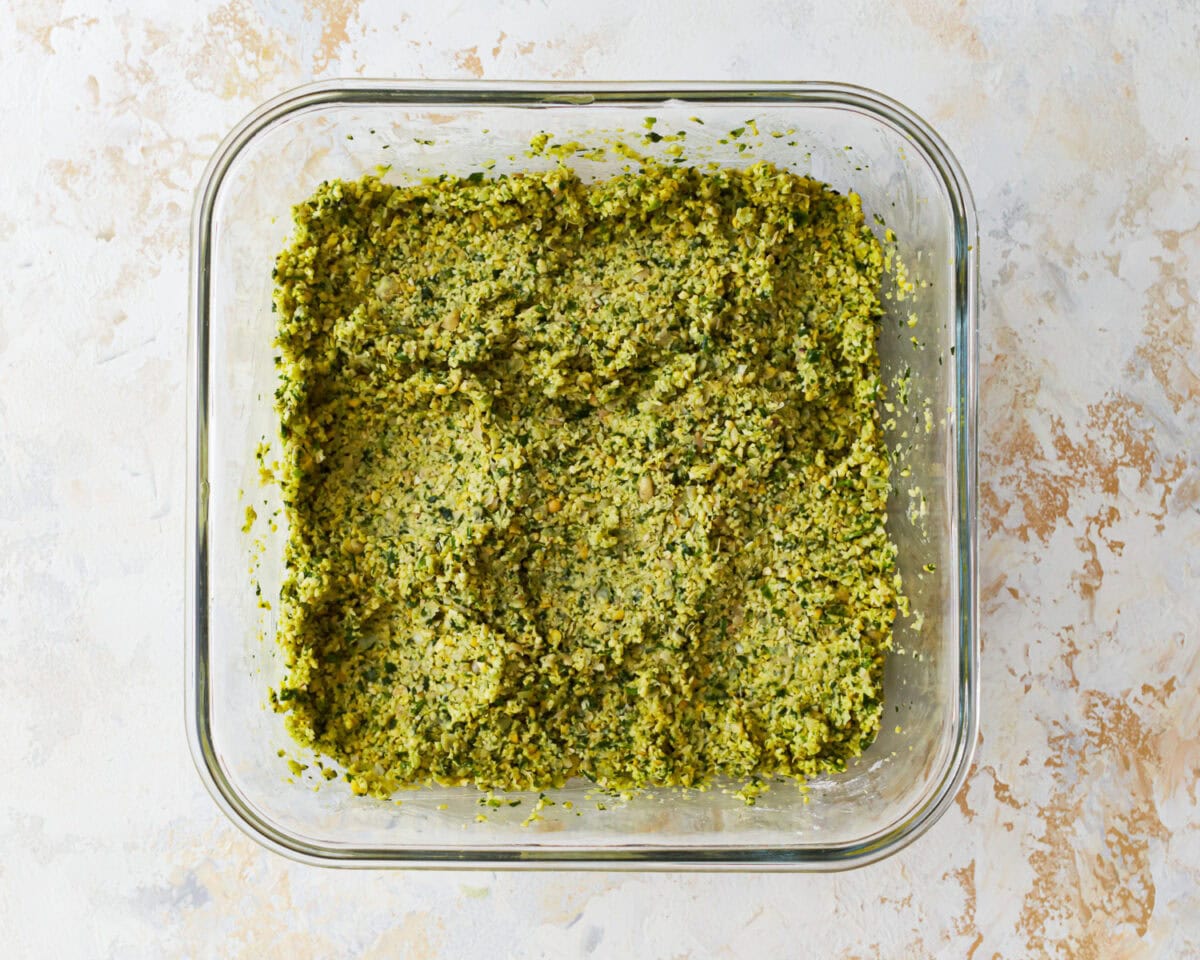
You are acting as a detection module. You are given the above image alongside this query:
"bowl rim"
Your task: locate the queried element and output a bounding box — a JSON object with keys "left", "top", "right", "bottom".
{"left": 186, "top": 78, "right": 979, "bottom": 871}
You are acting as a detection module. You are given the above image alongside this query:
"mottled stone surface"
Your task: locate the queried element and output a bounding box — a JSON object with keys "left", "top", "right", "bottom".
{"left": 2, "top": 1, "right": 1197, "bottom": 957}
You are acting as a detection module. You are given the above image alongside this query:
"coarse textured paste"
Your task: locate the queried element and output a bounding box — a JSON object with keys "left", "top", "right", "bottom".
{"left": 270, "top": 160, "right": 900, "bottom": 797}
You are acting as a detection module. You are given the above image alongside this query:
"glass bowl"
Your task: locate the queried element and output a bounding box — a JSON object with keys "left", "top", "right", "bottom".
{"left": 187, "top": 80, "right": 978, "bottom": 870}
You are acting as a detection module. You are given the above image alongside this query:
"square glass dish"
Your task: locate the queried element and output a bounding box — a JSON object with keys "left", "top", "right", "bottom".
{"left": 187, "top": 81, "right": 978, "bottom": 870}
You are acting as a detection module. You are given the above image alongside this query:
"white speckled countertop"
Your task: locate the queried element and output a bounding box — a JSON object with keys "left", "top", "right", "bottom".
{"left": 3, "top": 1, "right": 1198, "bottom": 956}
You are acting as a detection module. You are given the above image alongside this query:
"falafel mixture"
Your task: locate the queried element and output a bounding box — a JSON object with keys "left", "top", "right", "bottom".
{"left": 270, "top": 160, "right": 899, "bottom": 796}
